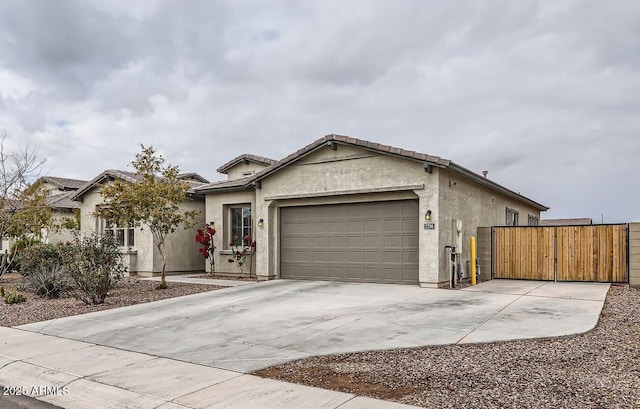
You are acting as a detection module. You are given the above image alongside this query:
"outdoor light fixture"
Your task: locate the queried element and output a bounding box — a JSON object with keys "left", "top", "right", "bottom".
{"left": 425, "top": 210, "right": 432, "bottom": 221}
{"left": 258, "top": 218, "right": 264, "bottom": 228}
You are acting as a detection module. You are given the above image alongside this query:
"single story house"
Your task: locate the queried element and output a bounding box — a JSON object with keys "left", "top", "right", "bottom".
{"left": 71, "top": 170, "right": 207, "bottom": 277}
{"left": 39, "top": 176, "right": 88, "bottom": 244}
{"left": 195, "top": 134, "right": 549, "bottom": 288}
{"left": 0, "top": 176, "right": 87, "bottom": 252}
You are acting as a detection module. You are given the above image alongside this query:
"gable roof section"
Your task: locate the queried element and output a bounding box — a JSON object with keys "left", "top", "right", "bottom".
{"left": 47, "top": 191, "right": 80, "bottom": 210}
{"left": 177, "top": 172, "right": 210, "bottom": 183}
{"left": 216, "top": 153, "right": 277, "bottom": 174}
{"left": 71, "top": 169, "right": 206, "bottom": 201}
{"left": 39, "top": 176, "right": 88, "bottom": 191}
{"left": 195, "top": 134, "right": 549, "bottom": 211}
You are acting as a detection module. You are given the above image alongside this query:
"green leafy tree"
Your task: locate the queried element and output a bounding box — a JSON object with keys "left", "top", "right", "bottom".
{"left": 0, "top": 134, "right": 49, "bottom": 279}
{"left": 96, "top": 145, "right": 199, "bottom": 288}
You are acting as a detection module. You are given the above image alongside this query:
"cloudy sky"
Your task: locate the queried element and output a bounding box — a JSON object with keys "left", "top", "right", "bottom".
{"left": 0, "top": 0, "right": 638, "bottom": 222}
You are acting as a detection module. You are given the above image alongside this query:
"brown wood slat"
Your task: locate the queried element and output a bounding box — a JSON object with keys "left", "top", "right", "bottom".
{"left": 492, "top": 224, "right": 627, "bottom": 282}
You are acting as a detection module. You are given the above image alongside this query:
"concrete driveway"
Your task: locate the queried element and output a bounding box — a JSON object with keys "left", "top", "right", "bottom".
{"left": 17, "top": 279, "right": 609, "bottom": 373}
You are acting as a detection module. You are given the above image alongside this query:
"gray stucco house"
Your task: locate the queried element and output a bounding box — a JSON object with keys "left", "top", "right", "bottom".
{"left": 196, "top": 134, "right": 548, "bottom": 288}
{"left": 71, "top": 170, "right": 207, "bottom": 277}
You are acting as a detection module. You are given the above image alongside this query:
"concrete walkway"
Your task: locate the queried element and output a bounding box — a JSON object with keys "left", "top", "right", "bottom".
{"left": 0, "top": 327, "right": 419, "bottom": 409}
{"left": 1, "top": 279, "right": 609, "bottom": 408}
{"left": 141, "top": 274, "right": 256, "bottom": 287}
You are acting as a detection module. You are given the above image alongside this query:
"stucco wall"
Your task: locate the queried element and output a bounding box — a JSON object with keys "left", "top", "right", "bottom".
{"left": 44, "top": 211, "right": 78, "bottom": 244}
{"left": 437, "top": 168, "right": 543, "bottom": 285}
{"left": 77, "top": 186, "right": 205, "bottom": 277}
{"left": 254, "top": 144, "right": 441, "bottom": 286}
{"left": 205, "top": 143, "right": 545, "bottom": 287}
{"left": 162, "top": 198, "right": 206, "bottom": 274}
{"left": 204, "top": 190, "right": 257, "bottom": 275}
{"left": 226, "top": 162, "right": 271, "bottom": 180}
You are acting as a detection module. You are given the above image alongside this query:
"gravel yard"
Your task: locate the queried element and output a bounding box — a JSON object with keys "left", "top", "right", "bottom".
{"left": 255, "top": 285, "right": 640, "bottom": 409}
{"left": 0, "top": 273, "right": 222, "bottom": 327}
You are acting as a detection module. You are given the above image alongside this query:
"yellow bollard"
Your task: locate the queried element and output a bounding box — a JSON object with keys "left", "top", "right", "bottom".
{"left": 470, "top": 236, "right": 477, "bottom": 285}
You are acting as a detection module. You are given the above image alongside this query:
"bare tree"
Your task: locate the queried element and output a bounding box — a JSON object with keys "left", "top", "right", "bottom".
{"left": 0, "top": 133, "right": 48, "bottom": 279}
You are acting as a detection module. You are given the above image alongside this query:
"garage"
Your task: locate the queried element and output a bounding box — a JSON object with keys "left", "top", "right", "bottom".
{"left": 280, "top": 200, "right": 419, "bottom": 284}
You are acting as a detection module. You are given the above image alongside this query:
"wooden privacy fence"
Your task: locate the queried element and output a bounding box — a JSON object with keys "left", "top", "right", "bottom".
{"left": 492, "top": 224, "right": 628, "bottom": 282}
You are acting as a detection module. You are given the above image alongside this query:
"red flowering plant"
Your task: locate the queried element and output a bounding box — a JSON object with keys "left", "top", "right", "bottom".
{"left": 227, "top": 235, "right": 256, "bottom": 276}
{"left": 195, "top": 223, "right": 216, "bottom": 276}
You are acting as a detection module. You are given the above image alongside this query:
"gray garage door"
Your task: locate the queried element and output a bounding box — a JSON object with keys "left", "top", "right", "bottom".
{"left": 280, "top": 200, "right": 419, "bottom": 284}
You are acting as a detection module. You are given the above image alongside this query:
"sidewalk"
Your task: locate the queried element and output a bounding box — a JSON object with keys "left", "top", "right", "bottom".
{"left": 0, "top": 327, "right": 420, "bottom": 409}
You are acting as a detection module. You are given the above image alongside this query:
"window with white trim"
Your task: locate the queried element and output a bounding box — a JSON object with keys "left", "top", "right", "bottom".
{"left": 228, "top": 204, "right": 252, "bottom": 246}
{"left": 103, "top": 220, "right": 135, "bottom": 247}
{"left": 528, "top": 214, "right": 539, "bottom": 226}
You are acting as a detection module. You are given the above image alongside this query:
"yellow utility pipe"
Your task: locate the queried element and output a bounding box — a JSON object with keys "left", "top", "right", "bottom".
{"left": 470, "top": 236, "right": 477, "bottom": 285}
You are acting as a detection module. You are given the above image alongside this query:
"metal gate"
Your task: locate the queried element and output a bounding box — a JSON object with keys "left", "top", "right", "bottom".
{"left": 492, "top": 224, "right": 628, "bottom": 282}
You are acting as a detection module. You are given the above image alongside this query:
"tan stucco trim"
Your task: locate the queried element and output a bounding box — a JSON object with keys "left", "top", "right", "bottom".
{"left": 264, "top": 184, "right": 425, "bottom": 201}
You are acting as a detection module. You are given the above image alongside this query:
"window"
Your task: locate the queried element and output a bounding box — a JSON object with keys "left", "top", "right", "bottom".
{"left": 229, "top": 205, "right": 252, "bottom": 245}
{"left": 528, "top": 214, "right": 539, "bottom": 226}
{"left": 506, "top": 208, "right": 519, "bottom": 226}
{"left": 104, "top": 220, "right": 135, "bottom": 247}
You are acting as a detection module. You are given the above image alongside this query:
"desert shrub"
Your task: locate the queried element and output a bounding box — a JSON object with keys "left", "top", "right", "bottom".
{"left": 61, "top": 233, "right": 126, "bottom": 305}
{"left": 8, "top": 237, "right": 41, "bottom": 272}
{"left": 3, "top": 289, "right": 27, "bottom": 304}
{"left": 18, "top": 244, "right": 71, "bottom": 298}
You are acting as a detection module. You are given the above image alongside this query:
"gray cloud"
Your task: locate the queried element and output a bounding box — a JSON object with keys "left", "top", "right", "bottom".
{"left": 0, "top": 0, "right": 639, "bottom": 222}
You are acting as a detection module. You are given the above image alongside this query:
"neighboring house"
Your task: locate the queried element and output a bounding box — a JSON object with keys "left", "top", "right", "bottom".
{"left": 38, "top": 176, "right": 88, "bottom": 244}
{"left": 0, "top": 176, "right": 87, "bottom": 252}
{"left": 196, "top": 134, "right": 548, "bottom": 288}
{"left": 71, "top": 170, "right": 207, "bottom": 277}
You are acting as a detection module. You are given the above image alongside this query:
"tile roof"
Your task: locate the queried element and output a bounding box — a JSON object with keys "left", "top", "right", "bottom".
{"left": 39, "top": 176, "right": 88, "bottom": 190}
{"left": 216, "top": 154, "right": 277, "bottom": 174}
{"left": 46, "top": 191, "right": 80, "bottom": 210}
{"left": 177, "top": 173, "right": 210, "bottom": 183}
{"left": 71, "top": 169, "right": 206, "bottom": 201}
{"left": 194, "top": 134, "right": 548, "bottom": 211}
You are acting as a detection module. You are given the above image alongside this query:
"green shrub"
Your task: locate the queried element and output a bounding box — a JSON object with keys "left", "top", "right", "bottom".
{"left": 8, "top": 237, "right": 42, "bottom": 272}
{"left": 61, "top": 233, "right": 126, "bottom": 305}
{"left": 3, "top": 290, "right": 27, "bottom": 304}
{"left": 18, "top": 244, "right": 71, "bottom": 298}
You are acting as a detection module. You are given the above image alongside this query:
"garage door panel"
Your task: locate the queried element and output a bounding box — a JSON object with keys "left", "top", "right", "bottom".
{"left": 313, "top": 222, "right": 327, "bottom": 233}
{"left": 280, "top": 200, "right": 418, "bottom": 284}
{"left": 383, "top": 219, "right": 402, "bottom": 232}
{"left": 327, "top": 235, "right": 346, "bottom": 248}
{"left": 403, "top": 250, "right": 419, "bottom": 263}
{"left": 347, "top": 250, "right": 363, "bottom": 262}
{"left": 364, "top": 236, "right": 382, "bottom": 248}
{"left": 313, "top": 236, "right": 328, "bottom": 247}
{"left": 384, "top": 251, "right": 401, "bottom": 263}
{"left": 384, "top": 235, "right": 402, "bottom": 248}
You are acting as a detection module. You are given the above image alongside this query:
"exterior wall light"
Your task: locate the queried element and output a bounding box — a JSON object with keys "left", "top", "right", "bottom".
{"left": 258, "top": 218, "right": 264, "bottom": 228}
{"left": 425, "top": 210, "right": 432, "bottom": 221}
